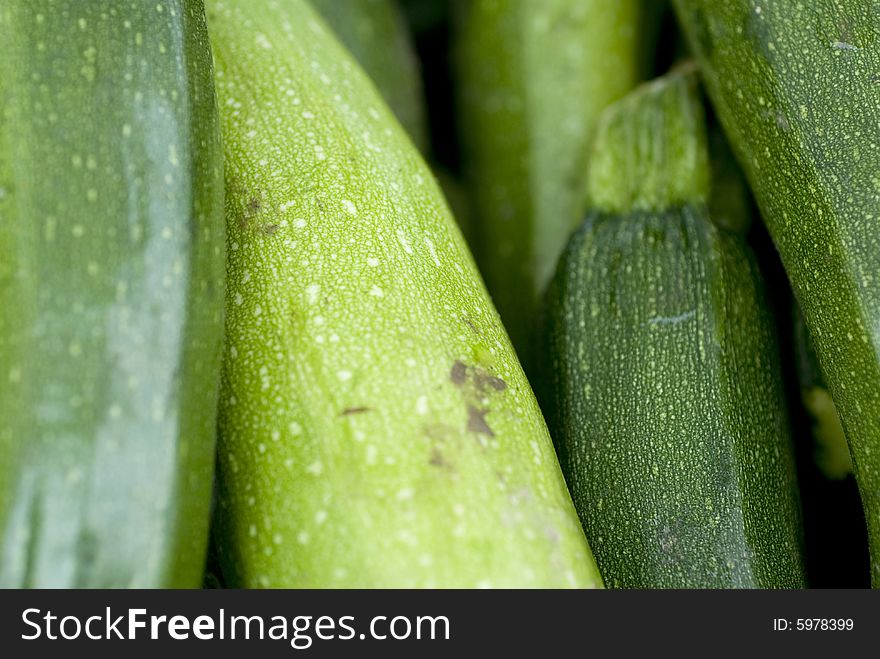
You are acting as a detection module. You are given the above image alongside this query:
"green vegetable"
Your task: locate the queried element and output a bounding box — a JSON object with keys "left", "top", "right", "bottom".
{"left": 541, "top": 69, "right": 806, "bottom": 588}
{"left": 675, "top": 0, "right": 880, "bottom": 586}
{"left": 0, "top": 0, "right": 225, "bottom": 587}
{"left": 207, "top": 0, "right": 601, "bottom": 588}
{"left": 794, "top": 305, "right": 852, "bottom": 480}
{"left": 309, "top": 0, "right": 428, "bottom": 153}
{"left": 454, "top": 0, "right": 642, "bottom": 366}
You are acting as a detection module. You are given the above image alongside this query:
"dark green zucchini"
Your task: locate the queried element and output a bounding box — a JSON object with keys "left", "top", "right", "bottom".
{"left": 0, "top": 0, "right": 225, "bottom": 587}
{"left": 541, "top": 69, "right": 806, "bottom": 588}
{"left": 675, "top": 0, "right": 880, "bottom": 587}
{"left": 674, "top": 0, "right": 880, "bottom": 586}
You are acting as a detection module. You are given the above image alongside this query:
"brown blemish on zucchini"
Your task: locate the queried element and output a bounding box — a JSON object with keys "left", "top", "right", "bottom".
{"left": 475, "top": 370, "right": 507, "bottom": 392}
{"left": 429, "top": 447, "right": 452, "bottom": 470}
{"left": 450, "top": 360, "right": 467, "bottom": 385}
{"left": 460, "top": 315, "right": 481, "bottom": 335}
{"left": 340, "top": 406, "right": 371, "bottom": 416}
{"left": 466, "top": 405, "right": 494, "bottom": 437}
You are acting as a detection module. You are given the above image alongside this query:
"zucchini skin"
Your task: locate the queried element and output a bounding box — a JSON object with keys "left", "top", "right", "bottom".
{"left": 454, "top": 0, "right": 642, "bottom": 366}
{"left": 0, "top": 0, "right": 225, "bottom": 587}
{"left": 541, "top": 69, "right": 805, "bottom": 588}
{"left": 542, "top": 207, "right": 806, "bottom": 588}
{"left": 674, "top": 0, "right": 880, "bottom": 585}
{"left": 308, "top": 0, "right": 428, "bottom": 153}
{"left": 207, "top": 0, "right": 601, "bottom": 588}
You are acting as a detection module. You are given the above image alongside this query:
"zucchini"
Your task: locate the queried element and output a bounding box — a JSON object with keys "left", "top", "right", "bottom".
{"left": 454, "top": 0, "right": 642, "bottom": 366}
{"left": 207, "top": 0, "right": 601, "bottom": 588}
{"left": 674, "top": 0, "right": 880, "bottom": 586}
{"left": 0, "top": 0, "right": 225, "bottom": 587}
{"left": 309, "top": 0, "right": 428, "bottom": 153}
{"left": 540, "top": 69, "right": 806, "bottom": 588}
{"left": 794, "top": 305, "right": 852, "bottom": 480}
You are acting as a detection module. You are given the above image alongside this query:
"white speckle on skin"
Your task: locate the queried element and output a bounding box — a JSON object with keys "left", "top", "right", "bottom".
{"left": 369, "top": 285, "right": 384, "bottom": 298}
{"left": 297, "top": 531, "right": 310, "bottom": 545}
{"left": 646, "top": 310, "right": 696, "bottom": 326}
{"left": 289, "top": 421, "right": 302, "bottom": 435}
{"left": 342, "top": 199, "right": 357, "bottom": 216}
{"left": 424, "top": 237, "right": 442, "bottom": 267}
{"left": 315, "top": 510, "right": 328, "bottom": 524}
{"left": 396, "top": 229, "right": 413, "bottom": 254}
{"left": 416, "top": 396, "right": 428, "bottom": 415}
{"left": 397, "top": 488, "right": 414, "bottom": 501}
{"left": 367, "top": 257, "right": 380, "bottom": 267}
{"left": 306, "top": 284, "right": 320, "bottom": 303}
{"left": 306, "top": 461, "right": 323, "bottom": 475}
{"left": 255, "top": 32, "right": 272, "bottom": 50}
{"left": 337, "top": 370, "right": 352, "bottom": 381}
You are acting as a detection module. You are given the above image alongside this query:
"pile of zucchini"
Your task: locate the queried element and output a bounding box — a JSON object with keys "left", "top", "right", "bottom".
{"left": 0, "top": 0, "right": 875, "bottom": 588}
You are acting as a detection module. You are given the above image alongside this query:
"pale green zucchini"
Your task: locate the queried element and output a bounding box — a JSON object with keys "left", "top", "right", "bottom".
{"left": 207, "top": 0, "right": 601, "bottom": 588}
{"left": 309, "top": 0, "right": 428, "bottom": 153}
{"left": 454, "top": 0, "right": 642, "bottom": 365}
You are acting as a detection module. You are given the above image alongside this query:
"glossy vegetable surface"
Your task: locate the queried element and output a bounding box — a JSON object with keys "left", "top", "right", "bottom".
{"left": 541, "top": 70, "right": 806, "bottom": 588}
{"left": 0, "top": 0, "right": 225, "bottom": 587}
{"left": 675, "top": 0, "right": 880, "bottom": 585}
{"left": 208, "top": 0, "right": 601, "bottom": 588}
